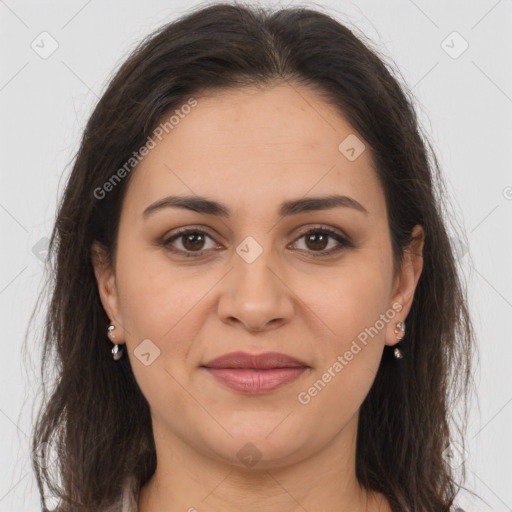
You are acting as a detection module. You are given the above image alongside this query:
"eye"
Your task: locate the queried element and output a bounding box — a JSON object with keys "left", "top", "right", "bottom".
{"left": 161, "top": 228, "right": 220, "bottom": 258}
{"left": 290, "top": 226, "right": 351, "bottom": 257}
{"left": 160, "top": 225, "right": 351, "bottom": 258}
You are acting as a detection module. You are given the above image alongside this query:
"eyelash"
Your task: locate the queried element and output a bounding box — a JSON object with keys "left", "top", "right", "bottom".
{"left": 160, "top": 225, "right": 352, "bottom": 259}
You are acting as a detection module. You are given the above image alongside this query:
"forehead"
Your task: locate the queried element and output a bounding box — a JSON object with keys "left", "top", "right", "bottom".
{"left": 122, "top": 83, "right": 385, "bottom": 220}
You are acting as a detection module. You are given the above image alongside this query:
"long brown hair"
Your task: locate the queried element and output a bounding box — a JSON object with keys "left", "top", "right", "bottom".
{"left": 29, "top": 3, "right": 477, "bottom": 510}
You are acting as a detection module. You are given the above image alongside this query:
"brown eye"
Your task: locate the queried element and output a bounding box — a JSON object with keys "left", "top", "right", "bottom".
{"left": 291, "top": 227, "right": 350, "bottom": 257}
{"left": 181, "top": 232, "right": 206, "bottom": 251}
{"left": 304, "top": 232, "right": 329, "bottom": 251}
{"left": 162, "top": 229, "right": 218, "bottom": 257}
{"left": 161, "top": 225, "right": 351, "bottom": 259}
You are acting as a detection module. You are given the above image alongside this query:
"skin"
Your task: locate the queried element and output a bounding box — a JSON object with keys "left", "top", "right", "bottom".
{"left": 92, "top": 82, "right": 424, "bottom": 512}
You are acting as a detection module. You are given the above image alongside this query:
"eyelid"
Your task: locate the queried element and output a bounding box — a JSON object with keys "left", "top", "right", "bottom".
{"left": 293, "top": 224, "right": 350, "bottom": 241}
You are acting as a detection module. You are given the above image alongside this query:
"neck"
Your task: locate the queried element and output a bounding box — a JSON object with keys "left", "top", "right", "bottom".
{"left": 138, "top": 413, "right": 391, "bottom": 512}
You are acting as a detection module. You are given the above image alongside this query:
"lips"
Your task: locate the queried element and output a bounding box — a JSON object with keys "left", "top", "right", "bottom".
{"left": 202, "top": 351, "right": 308, "bottom": 370}
{"left": 200, "top": 351, "right": 309, "bottom": 394}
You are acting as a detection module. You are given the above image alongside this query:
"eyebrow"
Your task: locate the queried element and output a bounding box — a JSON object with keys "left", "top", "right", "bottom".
{"left": 142, "top": 194, "right": 368, "bottom": 219}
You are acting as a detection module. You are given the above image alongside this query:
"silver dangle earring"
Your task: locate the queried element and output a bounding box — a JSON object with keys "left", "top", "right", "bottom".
{"left": 393, "top": 321, "right": 405, "bottom": 359}
{"left": 108, "top": 323, "right": 124, "bottom": 361}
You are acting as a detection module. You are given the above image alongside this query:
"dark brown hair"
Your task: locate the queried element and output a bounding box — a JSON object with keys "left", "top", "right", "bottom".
{"left": 29, "top": 2, "right": 477, "bottom": 510}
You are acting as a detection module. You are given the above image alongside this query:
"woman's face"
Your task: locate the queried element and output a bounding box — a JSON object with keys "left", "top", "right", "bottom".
{"left": 93, "top": 83, "right": 422, "bottom": 470}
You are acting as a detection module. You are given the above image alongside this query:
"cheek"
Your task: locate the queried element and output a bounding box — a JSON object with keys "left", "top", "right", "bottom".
{"left": 114, "top": 250, "right": 205, "bottom": 416}
{"left": 114, "top": 238, "right": 237, "bottom": 407}
{"left": 114, "top": 241, "right": 205, "bottom": 364}
{"left": 297, "top": 250, "right": 393, "bottom": 398}
{"left": 294, "top": 266, "right": 392, "bottom": 431}
{"left": 308, "top": 255, "right": 392, "bottom": 345}
{"left": 337, "top": 270, "right": 390, "bottom": 339}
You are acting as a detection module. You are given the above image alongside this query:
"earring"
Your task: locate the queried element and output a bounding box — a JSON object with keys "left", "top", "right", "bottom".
{"left": 107, "top": 323, "right": 124, "bottom": 361}
{"left": 393, "top": 321, "right": 405, "bottom": 359}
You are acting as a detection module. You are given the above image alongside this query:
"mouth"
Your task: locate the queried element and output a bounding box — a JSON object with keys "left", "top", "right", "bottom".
{"left": 200, "top": 351, "right": 310, "bottom": 394}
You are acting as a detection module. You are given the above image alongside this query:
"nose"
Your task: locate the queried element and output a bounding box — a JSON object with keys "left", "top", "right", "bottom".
{"left": 216, "top": 244, "right": 294, "bottom": 333}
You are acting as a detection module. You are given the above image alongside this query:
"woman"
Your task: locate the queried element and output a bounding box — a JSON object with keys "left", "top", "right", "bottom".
{"left": 30, "top": 3, "right": 475, "bottom": 511}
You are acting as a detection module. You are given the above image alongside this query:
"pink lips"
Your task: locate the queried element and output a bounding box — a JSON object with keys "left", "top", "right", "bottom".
{"left": 201, "top": 351, "right": 309, "bottom": 394}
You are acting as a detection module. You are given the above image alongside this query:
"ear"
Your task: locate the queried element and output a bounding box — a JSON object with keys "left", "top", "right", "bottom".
{"left": 385, "top": 224, "right": 425, "bottom": 347}
{"left": 91, "top": 241, "right": 125, "bottom": 343}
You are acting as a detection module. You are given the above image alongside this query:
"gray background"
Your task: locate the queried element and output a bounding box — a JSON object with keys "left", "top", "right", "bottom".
{"left": 1, "top": 0, "right": 511, "bottom": 510}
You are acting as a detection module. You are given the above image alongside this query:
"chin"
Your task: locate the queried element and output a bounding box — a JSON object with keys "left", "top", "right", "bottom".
{"left": 197, "top": 422, "right": 313, "bottom": 471}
